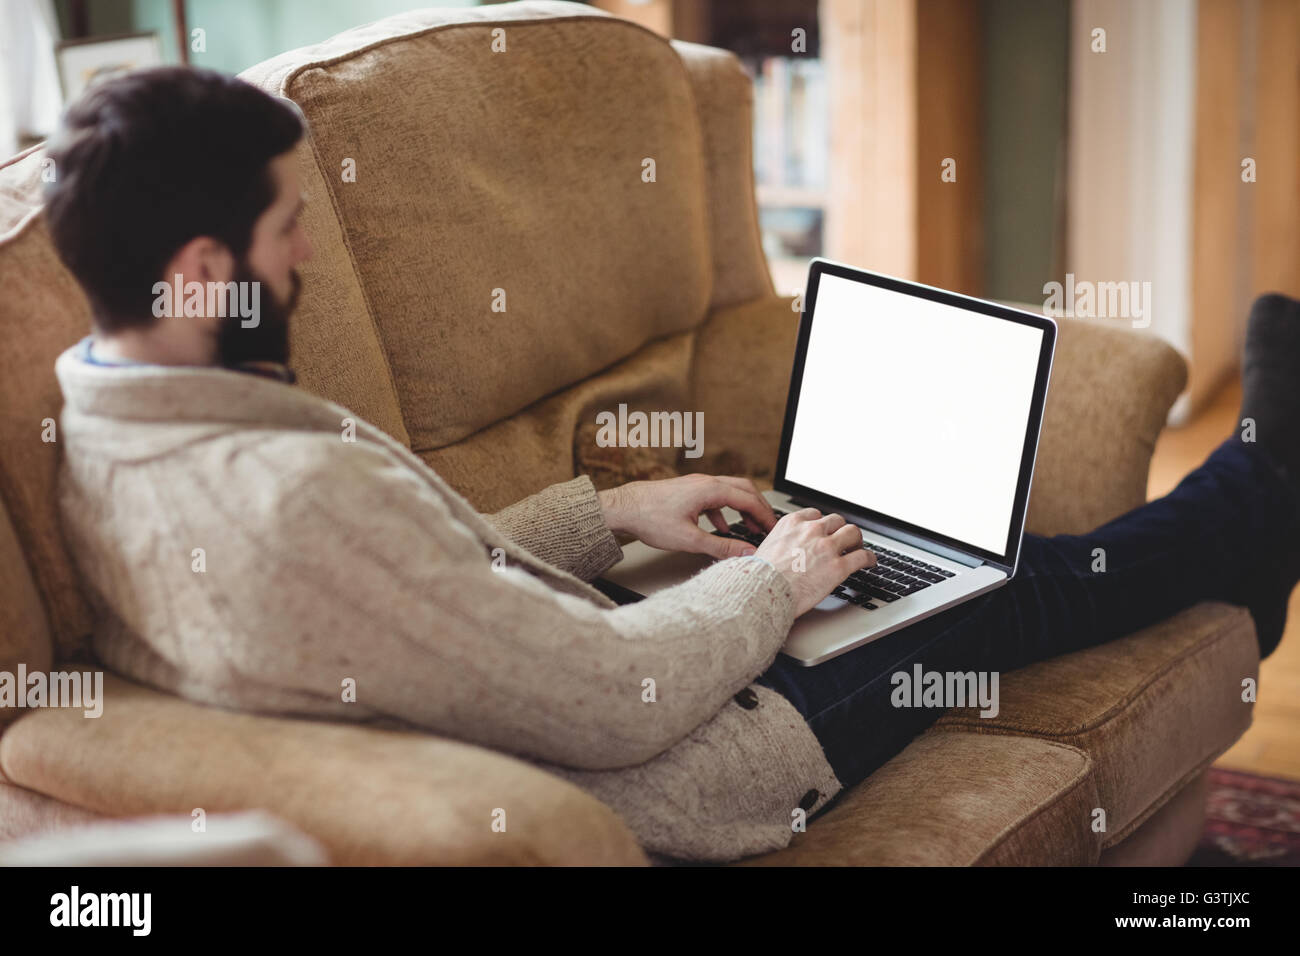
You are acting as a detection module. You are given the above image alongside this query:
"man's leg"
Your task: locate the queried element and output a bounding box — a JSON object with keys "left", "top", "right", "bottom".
{"left": 756, "top": 436, "right": 1299, "bottom": 792}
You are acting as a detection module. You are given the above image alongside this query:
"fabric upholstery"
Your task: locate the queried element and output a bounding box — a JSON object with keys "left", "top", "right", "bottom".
{"left": 670, "top": 39, "right": 777, "bottom": 311}
{"left": 932, "top": 602, "right": 1258, "bottom": 847}
{"left": 281, "top": 141, "right": 411, "bottom": 445}
{"left": 689, "top": 294, "right": 802, "bottom": 483}
{"left": 0, "top": 809, "right": 329, "bottom": 866}
{"left": 0, "top": 147, "right": 95, "bottom": 664}
{"left": 428, "top": 330, "right": 696, "bottom": 511}
{"left": 734, "top": 731, "right": 1099, "bottom": 865}
{"left": 0, "top": 673, "right": 648, "bottom": 866}
{"left": 0, "top": 780, "right": 103, "bottom": 841}
{"left": 1026, "top": 317, "right": 1189, "bottom": 536}
{"left": 0, "top": 486, "right": 52, "bottom": 727}
{"left": 242, "top": 1, "right": 713, "bottom": 454}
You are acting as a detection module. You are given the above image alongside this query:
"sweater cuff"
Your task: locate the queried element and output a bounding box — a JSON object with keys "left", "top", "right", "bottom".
{"left": 561, "top": 475, "right": 626, "bottom": 580}
{"left": 485, "top": 475, "right": 624, "bottom": 581}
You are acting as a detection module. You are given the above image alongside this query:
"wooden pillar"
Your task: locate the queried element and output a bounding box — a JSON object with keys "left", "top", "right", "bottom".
{"left": 915, "top": 0, "right": 983, "bottom": 295}
{"left": 821, "top": 0, "right": 917, "bottom": 279}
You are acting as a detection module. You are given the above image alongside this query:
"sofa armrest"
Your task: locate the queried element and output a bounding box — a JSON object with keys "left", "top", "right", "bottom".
{"left": 0, "top": 673, "right": 648, "bottom": 866}
{"left": 690, "top": 298, "right": 1189, "bottom": 534}
{"left": 1027, "top": 318, "right": 1188, "bottom": 536}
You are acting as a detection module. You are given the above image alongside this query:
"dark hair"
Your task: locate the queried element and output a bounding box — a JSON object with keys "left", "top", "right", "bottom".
{"left": 43, "top": 66, "right": 305, "bottom": 332}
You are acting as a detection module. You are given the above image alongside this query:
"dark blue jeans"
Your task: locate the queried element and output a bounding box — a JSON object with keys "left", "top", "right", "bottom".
{"left": 754, "top": 438, "right": 1297, "bottom": 792}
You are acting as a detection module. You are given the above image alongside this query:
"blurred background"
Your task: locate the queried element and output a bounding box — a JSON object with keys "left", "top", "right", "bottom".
{"left": 1, "top": 0, "right": 1298, "bottom": 788}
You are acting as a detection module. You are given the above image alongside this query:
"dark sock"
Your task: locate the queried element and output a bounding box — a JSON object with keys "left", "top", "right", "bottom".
{"left": 1237, "top": 292, "right": 1300, "bottom": 656}
{"left": 1240, "top": 292, "right": 1300, "bottom": 485}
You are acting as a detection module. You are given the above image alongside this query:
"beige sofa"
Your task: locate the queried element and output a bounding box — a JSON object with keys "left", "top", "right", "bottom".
{"left": 0, "top": 1, "right": 1258, "bottom": 866}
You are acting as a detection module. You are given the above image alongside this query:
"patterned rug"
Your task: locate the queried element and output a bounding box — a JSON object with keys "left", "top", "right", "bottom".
{"left": 1186, "top": 767, "right": 1300, "bottom": 866}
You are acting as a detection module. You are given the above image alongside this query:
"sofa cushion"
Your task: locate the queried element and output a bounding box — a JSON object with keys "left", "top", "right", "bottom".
{"left": 733, "top": 731, "right": 1099, "bottom": 865}
{"left": 277, "top": 140, "right": 412, "bottom": 445}
{"left": 932, "top": 602, "right": 1258, "bottom": 847}
{"left": 426, "top": 328, "right": 695, "bottom": 511}
{"left": 240, "top": 1, "right": 713, "bottom": 454}
{"left": 0, "top": 780, "right": 103, "bottom": 841}
{"left": 689, "top": 294, "right": 802, "bottom": 483}
{"left": 0, "top": 146, "right": 96, "bottom": 664}
{"left": 0, "top": 809, "right": 329, "bottom": 866}
{"left": 669, "top": 39, "right": 778, "bottom": 312}
{"left": 1026, "top": 317, "right": 1188, "bottom": 536}
{"left": 0, "top": 672, "right": 648, "bottom": 865}
{"left": 0, "top": 498, "right": 53, "bottom": 726}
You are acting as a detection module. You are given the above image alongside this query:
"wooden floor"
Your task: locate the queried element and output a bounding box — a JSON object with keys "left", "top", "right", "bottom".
{"left": 1147, "top": 379, "right": 1300, "bottom": 781}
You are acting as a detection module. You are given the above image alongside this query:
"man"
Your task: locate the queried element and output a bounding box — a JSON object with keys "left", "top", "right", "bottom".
{"left": 46, "top": 67, "right": 1300, "bottom": 863}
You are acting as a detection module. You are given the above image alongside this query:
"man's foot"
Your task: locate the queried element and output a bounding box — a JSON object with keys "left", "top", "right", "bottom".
{"left": 1240, "top": 292, "right": 1300, "bottom": 486}
{"left": 1238, "top": 292, "right": 1300, "bottom": 656}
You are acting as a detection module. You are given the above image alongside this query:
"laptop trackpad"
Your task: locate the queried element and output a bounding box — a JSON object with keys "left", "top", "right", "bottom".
{"left": 598, "top": 543, "right": 719, "bottom": 603}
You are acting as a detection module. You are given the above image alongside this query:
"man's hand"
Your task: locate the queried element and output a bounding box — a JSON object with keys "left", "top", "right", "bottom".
{"left": 597, "top": 474, "right": 778, "bottom": 560}
{"left": 753, "top": 509, "right": 877, "bottom": 616}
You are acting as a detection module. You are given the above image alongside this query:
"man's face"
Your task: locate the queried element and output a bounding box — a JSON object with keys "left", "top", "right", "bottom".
{"left": 246, "top": 152, "right": 312, "bottom": 307}
{"left": 215, "top": 151, "right": 312, "bottom": 368}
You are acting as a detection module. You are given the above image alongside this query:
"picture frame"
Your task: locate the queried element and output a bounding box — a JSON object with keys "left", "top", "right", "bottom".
{"left": 55, "top": 31, "right": 164, "bottom": 105}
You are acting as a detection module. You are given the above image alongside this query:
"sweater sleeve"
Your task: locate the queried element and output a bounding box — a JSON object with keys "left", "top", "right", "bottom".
{"left": 220, "top": 436, "right": 797, "bottom": 772}
{"left": 483, "top": 475, "right": 624, "bottom": 581}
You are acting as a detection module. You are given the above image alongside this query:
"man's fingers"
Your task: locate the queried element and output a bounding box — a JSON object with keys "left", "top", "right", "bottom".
{"left": 818, "top": 512, "right": 847, "bottom": 533}
{"left": 707, "top": 485, "right": 779, "bottom": 533}
{"left": 842, "top": 545, "right": 877, "bottom": 573}
{"left": 705, "top": 509, "right": 729, "bottom": 534}
{"left": 713, "top": 476, "right": 777, "bottom": 529}
{"left": 697, "top": 529, "right": 755, "bottom": 560}
{"left": 829, "top": 521, "right": 862, "bottom": 548}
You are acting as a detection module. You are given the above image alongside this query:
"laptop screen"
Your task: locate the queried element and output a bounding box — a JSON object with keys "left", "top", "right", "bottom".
{"left": 780, "top": 268, "right": 1049, "bottom": 561}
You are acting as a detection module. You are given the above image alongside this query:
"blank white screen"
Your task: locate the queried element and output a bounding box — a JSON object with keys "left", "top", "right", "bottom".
{"left": 784, "top": 273, "right": 1044, "bottom": 555}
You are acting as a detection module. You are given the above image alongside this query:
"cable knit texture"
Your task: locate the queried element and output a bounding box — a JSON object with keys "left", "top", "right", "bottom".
{"left": 53, "top": 348, "right": 843, "bottom": 862}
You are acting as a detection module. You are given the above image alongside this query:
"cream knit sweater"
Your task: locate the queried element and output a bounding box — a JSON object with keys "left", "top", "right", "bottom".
{"left": 54, "top": 347, "right": 844, "bottom": 862}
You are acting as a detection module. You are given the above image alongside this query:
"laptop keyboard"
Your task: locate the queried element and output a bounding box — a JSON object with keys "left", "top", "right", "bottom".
{"left": 712, "top": 510, "right": 956, "bottom": 612}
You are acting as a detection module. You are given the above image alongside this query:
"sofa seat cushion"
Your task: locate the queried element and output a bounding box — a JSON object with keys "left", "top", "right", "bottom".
{"left": 733, "top": 732, "right": 1098, "bottom": 865}
{"left": 932, "top": 602, "right": 1258, "bottom": 847}
{"left": 0, "top": 673, "right": 648, "bottom": 866}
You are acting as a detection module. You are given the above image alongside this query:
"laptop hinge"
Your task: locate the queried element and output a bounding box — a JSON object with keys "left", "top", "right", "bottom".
{"left": 785, "top": 494, "right": 985, "bottom": 569}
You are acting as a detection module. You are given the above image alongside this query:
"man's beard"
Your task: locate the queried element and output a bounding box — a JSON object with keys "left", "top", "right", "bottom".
{"left": 215, "top": 261, "right": 301, "bottom": 369}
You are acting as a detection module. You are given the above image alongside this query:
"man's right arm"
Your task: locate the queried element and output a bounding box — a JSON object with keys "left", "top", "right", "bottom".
{"left": 213, "top": 434, "right": 798, "bottom": 771}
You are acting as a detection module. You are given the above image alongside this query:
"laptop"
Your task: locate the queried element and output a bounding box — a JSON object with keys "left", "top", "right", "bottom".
{"left": 596, "top": 257, "right": 1057, "bottom": 665}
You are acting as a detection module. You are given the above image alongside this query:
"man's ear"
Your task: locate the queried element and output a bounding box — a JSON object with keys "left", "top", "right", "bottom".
{"left": 161, "top": 236, "right": 236, "bottom": 289}
{"left": 157, "top": 237, "right": 237, "bottom": 324}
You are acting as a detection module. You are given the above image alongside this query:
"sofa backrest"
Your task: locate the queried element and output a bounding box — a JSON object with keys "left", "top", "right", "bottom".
{"left": 240, "top": 0, "right": 714, "bottom": 452}
{"left": 0, "top": 1, "right": 769, "bottom": 670}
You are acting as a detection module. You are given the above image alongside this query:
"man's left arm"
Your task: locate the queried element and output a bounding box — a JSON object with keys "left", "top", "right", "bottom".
{"left": 484, "top": 475, "right": 624, "bottom": 581}
{"left": 485, "top": 473, "right": 779, "bottom": 581}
